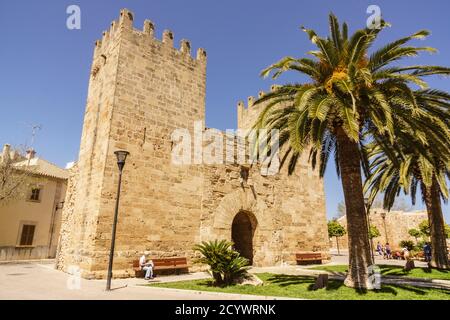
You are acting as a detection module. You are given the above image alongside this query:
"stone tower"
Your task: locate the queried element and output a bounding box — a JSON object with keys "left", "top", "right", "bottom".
{"left": 57, "top": 9, "right": 329, "bottom": 279}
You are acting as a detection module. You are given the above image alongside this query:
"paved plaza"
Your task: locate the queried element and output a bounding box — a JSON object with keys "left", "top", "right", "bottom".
{"left": 0, "top": 253, "right": 446, "bottom": 300}
{"left": 0, "top": 260, "right": 294, "bottom": 300}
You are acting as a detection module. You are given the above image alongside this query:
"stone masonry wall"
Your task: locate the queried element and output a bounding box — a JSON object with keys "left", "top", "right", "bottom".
{"left": 334, "top": 210, "right": 428, "bottom": 251}
{"left": 58, "top": 9, "right": 329, "bottom": 279}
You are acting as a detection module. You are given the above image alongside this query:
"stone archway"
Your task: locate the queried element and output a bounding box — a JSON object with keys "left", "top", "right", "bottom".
{"left": 205, "top": 189, "right": 279, "bottom": 266}
{"left": 231, "top": 211, "right": 257, "bottom": 265}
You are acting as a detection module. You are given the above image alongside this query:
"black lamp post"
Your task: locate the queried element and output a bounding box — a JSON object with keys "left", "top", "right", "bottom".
{"left": 380, "top": 211, "right": 388, "bottom": 244}
{"left": 364, "top": 197, "right": 375, "bottom": 264}
{"left": 106, "top": 150, "right": 129, "bottom": 291}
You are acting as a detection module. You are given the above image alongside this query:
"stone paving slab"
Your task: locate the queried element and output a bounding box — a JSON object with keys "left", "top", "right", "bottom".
{"left": 0, "top": 262, "right": 295, "bottom": 300}
{"left": 1, "top": 255, "right": 448, "bottom": 300}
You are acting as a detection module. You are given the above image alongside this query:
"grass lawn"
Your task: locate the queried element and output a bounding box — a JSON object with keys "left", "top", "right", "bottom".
{"left": 311, "top": 264, "right": 450, "bottom": 281}
{"left": 148, "top": 273, "right": 450, "bottom": 300}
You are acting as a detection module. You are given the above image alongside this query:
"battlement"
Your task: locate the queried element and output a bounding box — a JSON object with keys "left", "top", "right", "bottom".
{"left": 237, "top": 85, "right": 281, "bottom": 129}
{"left": 93, "top": 8, "right": 207, "bottom": 63}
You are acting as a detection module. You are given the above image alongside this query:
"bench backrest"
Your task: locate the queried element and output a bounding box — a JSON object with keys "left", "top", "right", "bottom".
{"left": 152, "top": 257, "right": 188, "bottom": 267}
{"left": 133, "top": 257, "right": 188, "bottom": 268}
{"left": 296, "top": 253, "right": 322, "bottom": 259}
{"left": 172, "top": 257, "right": 188, "bottom": 266}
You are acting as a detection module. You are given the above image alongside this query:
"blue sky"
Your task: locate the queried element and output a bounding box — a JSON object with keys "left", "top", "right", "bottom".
{"left": 0, "top": 0, "right": 449, "bottom": 221}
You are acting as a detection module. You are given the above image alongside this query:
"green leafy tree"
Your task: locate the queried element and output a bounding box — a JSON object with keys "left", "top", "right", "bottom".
{"left": 328, "top": 220, "right": 347, "bottom": 255}
{"left": 253, "top": 13, "right": 449, "bottom": 288}
{"left": 193, "top": 240, "right": 250, "bottom": 286}
{"left": 419, "top": 220, "right": 431, "bottom": 237}
{"left": 408, "top": 228, "right": 422, "bottom": 243}
{"left": 400, "top": 240, "right": 415, "bottom": 251}
{"left": 369, "top": 225, "right": 381, "bottom": 239}
{"left": 419, "top": 220, "right": 450, "bottom": 239}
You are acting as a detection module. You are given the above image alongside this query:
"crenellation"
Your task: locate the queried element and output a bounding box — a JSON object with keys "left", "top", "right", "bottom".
{"left": 237, "top": 100, "right": 246, "bottom": 123}
{"left": 93, "top": 40, "right": 102, "bottom": 58}
{"left": 143, "top": 20, "right": 155, "bottom": 37}
{"left": 97, "top": 10, "right": 204, "bottom": 63}
{"left": 180, "top": 39, "right": 191, "bottom": 55}
{"left": 119, "top": 8, "right": 134, "bottom": 29}
{"left": 196, "top": 48, "right": 207, "bottom": 62}
{"left": 247, "top": 96, "right": 254, "bottom": 107}
{"left": 101, "top": 30, "right": 109, "bottom": 43}
{"left": 162, "top": 29, "right": 174, "bottom": 46}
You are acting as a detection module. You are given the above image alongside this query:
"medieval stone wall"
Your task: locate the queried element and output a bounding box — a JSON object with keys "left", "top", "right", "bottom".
{"left": 57, "top": 9, "right": 329, "bottom": 279}
{"left": 334, "top": 209, "right": 428, "bottom": 251}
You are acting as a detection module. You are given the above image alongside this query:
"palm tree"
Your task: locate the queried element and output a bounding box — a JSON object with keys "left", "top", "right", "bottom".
{"left": 253, "top": 14, "right": 450, "bottom": 288}
{"left": 365, "top": 90, "right": 450, "bottom": 269}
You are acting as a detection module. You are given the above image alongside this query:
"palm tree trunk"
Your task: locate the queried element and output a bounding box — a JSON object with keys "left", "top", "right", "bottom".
{"left": 421, "top": 178, "right": 449, "bottom": 269}
{"left": 336, "top": 128, "right": 374, "bottom": 289}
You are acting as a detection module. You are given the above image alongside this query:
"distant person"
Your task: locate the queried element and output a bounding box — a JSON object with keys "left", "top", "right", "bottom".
{"left": 376, "top": 242, "right": 383, "bottom": 256}
{"left": 423, "top": 243, "right": 432, "bottom": 263}
{"left": 139, "top": 252, "right": 154, "bottom": 280}
{"left": 402, "top": 247, "right": 410, "bottom": 261}
{"left": 385, "top": 243, "right": 392, "bottom": 259}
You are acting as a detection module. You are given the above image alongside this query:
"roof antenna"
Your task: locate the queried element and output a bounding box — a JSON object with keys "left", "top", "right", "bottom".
{"left": 29, "top": 124, "right": 42, "bottom": 147}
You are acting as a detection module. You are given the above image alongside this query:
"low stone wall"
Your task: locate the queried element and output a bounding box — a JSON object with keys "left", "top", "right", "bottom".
{"left": 0, "top": 245, "right": 52, "bottom": 261}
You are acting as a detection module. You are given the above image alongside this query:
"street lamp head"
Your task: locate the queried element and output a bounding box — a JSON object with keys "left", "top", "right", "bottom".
{"left": 114, "top": 150, "right": 129, "bottom": 171}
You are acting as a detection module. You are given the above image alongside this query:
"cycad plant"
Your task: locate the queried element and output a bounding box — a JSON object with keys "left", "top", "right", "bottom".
{"left": 364, "top": 90, "right": 450, "bottom": 269}
{"left": 254, "top": 14, "right": 450, "bottom": 288}
{"left": 193, "top": 240, "right": 250, "bottom": 286}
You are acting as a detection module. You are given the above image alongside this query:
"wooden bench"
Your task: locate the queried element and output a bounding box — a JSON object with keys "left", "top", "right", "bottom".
{"left": 133, "top": 257, "right": 191, "bottom": 278}
{"left": 295, "top": 252, "right": 323, "bottom": 265}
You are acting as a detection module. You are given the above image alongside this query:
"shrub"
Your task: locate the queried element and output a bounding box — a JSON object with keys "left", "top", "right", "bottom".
{"left": 369, "top": 225, "right": 381, "bottom": 239}
{"left": 408, "top": 228, "right": 421, "bottom": 242}
{"left": 409, "top": 249, "right": 420, "bottom": 259}
{"left": 193, "top": 240, "right": 250, "bottom": 286}
{"left": 399, "top": 240, "right": 415, "bottom": 251}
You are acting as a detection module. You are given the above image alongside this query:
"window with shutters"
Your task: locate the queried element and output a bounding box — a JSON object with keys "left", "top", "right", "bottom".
{"left": 29, "top": 188, "right": 41, "bottom": 202}
{"left": 19, "top": 224, "right": 35, "bottom": 246}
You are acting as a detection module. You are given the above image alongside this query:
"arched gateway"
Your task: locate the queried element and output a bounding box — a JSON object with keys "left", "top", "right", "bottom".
{"left": 231, "top": 211, "right": 257, "bottom": 264}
